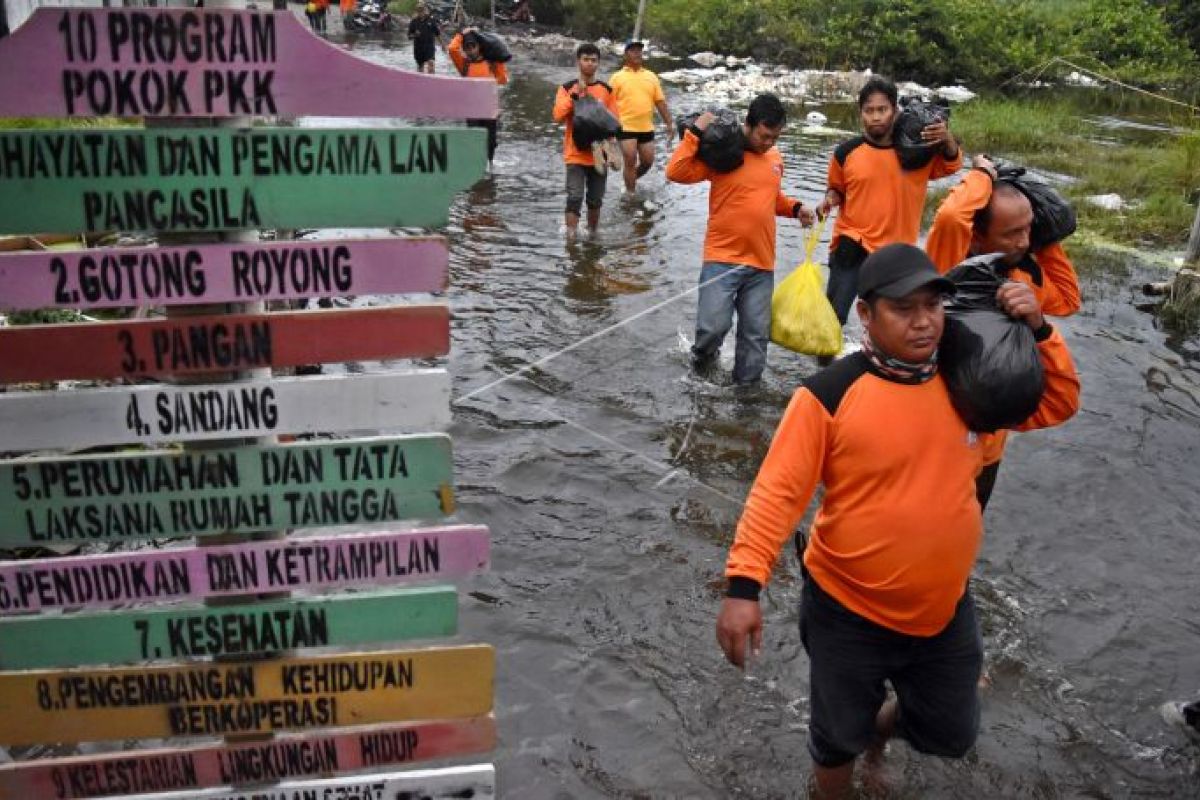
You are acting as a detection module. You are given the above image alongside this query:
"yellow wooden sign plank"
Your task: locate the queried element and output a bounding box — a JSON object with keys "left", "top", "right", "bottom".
{"left": 0, "top": 645, "right": 492, "bottom": 746}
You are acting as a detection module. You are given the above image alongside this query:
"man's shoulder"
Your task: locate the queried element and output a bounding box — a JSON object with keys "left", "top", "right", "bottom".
{"left": 832, "top": 136, "right": 868, "bottom": 167}
{"left": 560, "top": 78, "right": 579, "bottom": 92}
{"left": 801, "top": 352, "right": 871, "bottom": 416}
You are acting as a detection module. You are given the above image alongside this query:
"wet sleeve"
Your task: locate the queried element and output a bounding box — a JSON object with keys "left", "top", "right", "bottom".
{"left": 492, "top": 61, "right": 509, "bottom": 85}
{"left": 725, "top": 389, "right": 829, "bottom": 590}
{"left": 448, "top": 34, "right": 465, "bottom": 73}
{"left": 926, "top": 168, "right": 992, "bottom": 273}
{"left": 552, "top": 86, "right": 573, "bottom": 123}
{"left": 1033, "top": 243, "right": 1082, "bottom": 317}
{"left": 665, "top": 129, "right": 712, "bottom": 184}
{"left": 930, "top": 145, "right": 964, "bottom": 179}
{"left": 1014, "top": 327, "right": 1081, "bottom": 432}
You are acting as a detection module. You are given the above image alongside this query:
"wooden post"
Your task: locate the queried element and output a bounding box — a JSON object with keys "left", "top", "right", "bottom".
{"left": 1186, "top": 200, "right": 1200, "bottom": 267}
{"left": 632, "top": 0, "right": 647, "bottom": 41}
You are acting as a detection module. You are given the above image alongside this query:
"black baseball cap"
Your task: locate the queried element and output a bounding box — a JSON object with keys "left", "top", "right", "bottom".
{"left": 857, "top": 243, "right": 956, "bottom": 299}
{"left": 624, "top": 40, "right": 645, "bottom": 51}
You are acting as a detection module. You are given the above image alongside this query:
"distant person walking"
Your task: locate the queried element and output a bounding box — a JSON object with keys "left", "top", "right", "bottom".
{"left": 666, "top": 93, "right": 814, "bottom": 385}
{"left": 408, "top": 3, "right": 444, "bottom": 74}
{"left": 449, "top": 27, "right": 509, "bottom": 166}
{"left": 818, "top": 77, "right": 961, "bottom": 353}
{"left": 553, "top": 42, "right": 620, "bottom": 236}
{"left": 609, "top": 40, "right": 674, "bottom": 193}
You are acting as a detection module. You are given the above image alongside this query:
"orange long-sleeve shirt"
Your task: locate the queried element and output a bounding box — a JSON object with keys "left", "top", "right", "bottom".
{"left": 666, "top": 129, "right": 799, "bottom": 271}
{"left": 725, "top": 327, "right": 1080, "bottom": 636}
{"left": 552, "top": 79, "right": 619, "bottom": 166}
{"left": 827, "top": 137, "right": 961, "bottom": 253}
{"left": 448, "top": 33, "right": 509, "bottom": 84}
{"left": 926, "top": 168, "right": 1081, "bottom": 317}
{"left": 926, "top": 167, "right": 1082, "bottom": 466}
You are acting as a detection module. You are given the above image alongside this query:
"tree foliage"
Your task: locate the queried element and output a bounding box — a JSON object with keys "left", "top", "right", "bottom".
{"left": 559, "top": 0, "right": 1196, "bottom": 85}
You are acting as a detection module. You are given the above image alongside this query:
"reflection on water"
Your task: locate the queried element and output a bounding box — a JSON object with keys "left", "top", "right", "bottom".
{"left": 328, "top": 33, "right": 1200, "bottom": 798}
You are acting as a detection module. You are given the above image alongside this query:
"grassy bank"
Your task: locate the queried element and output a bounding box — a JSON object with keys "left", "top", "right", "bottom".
{"left": 947, "top": 98, "right": 1200, "bottom": 247}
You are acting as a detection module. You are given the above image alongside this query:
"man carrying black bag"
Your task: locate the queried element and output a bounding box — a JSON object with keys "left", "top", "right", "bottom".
{"left": 926, "top": 154, "right": 1082, "bottom": 508}
{"left": 553, "top": 43, "right": 620, "bottom": 236}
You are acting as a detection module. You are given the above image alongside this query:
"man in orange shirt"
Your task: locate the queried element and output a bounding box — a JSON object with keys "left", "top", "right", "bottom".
{"left": 449, "top": 28, "right": 509, "bottom": 166}
{"left": 716, "top": 244, "right": 1080, "bottom": 798}
{"left": 926, "top": 154, "right": 1081, "bottom": 508}
{"left": 553, "top": 43, "right": 619, "bottom": 235}
{"left": 817, "top": 77, "right": 961, "bottom": 334}
{"left": 666, "top": 93, "right": 815, "bottom": 385}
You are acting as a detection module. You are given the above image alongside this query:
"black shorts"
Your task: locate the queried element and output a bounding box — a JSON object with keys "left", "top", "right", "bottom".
{"left": 799, "top": 577, "right": 982, "bottom": 767}
{"left": 616, "top": 130, "right": 654, "bottom": 144}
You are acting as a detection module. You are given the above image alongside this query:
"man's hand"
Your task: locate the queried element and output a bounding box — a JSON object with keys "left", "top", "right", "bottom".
{"left": 716, "top": 597, "right": 763, "bottom": 669}
{"left": 796, "top": 204, "right": 816, "bottom": 226}
{"left": 921, "top": 119, "right": 951, "bottom": 146}
{"left": 816, "top": 189, "right": 841, "bottom": 220}
{"left": 693, "top": 111, "right": 716, "bottom": 131}
{"left": 996, "top": 281, "right": 1045, "bottom": 332}
{"left": 972, "top": 154, "right": 997, "bottom": 180}
{"left": 666, "top": 121, "right": 677, "bottom": 144}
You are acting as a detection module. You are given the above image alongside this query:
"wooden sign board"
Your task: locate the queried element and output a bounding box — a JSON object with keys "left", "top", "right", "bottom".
{"left": 0, "top": 526, "right": 489, "bottom": 615}
{"left": 0, "top": 237, "right": 448, "bottom": 311}
{"left": 0, "top": 587, "right": 457, "bottom": 669}
{"left": 0, "top": 128, "right": 486, "bottom": 236}
{"left": 0, "top": 305, "right": 448, "bottom": 383}
{"left": 99, "top": 765, "right": 496, "bottom": 800}
{"left": 0, "top": 645, "right": 494, "bottom": 745}
{"left": 0, "top": 9, "right": 498, "bottom": 120}
{"left": 0, "top": 371, "right": 450, "bottom": 451}
{"left": 0, "top": 717, "right": 495, "bottom": 799}
{"left": 0, "top": 434, "right": 454, "bottom": 548}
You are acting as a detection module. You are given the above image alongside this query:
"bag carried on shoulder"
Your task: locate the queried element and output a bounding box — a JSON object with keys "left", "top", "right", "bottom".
{"left": 770, "top": 221, "right": 842, "bottom": 356}
{"left": 938, "top": 253, "right": 1045, "bottom": 432}
{"left": 894, "top": 97, "right": 951, "bottom": 171}
{"left": 995, "top": 165, "right": 1076, "bottom": 248}
{"left": 676, "top": 109, "right": 746, "bottom": 173}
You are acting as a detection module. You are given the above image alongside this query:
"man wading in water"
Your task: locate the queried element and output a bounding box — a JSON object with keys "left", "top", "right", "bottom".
{"left": 715, "top": 244, "right": 1080, "bottom": 798}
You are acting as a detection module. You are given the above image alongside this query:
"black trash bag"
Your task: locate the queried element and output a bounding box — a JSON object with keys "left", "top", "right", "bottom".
{"left": 893, "top": 97, "right": 950, "bottom": 171}
{"left": 938, "top": 253, "right": 1045, "bottom": 433}
{"left": 675, "top": 109, "right": 745, "bottom": 173}
{"left": 995, "top": 165, "right": 1077, "bottom": 248}
{"left": 571, "top": 94, "right": 620, "bottom": 149}
{"left": 474, "top": 30, "right": 512, "bottom": 62}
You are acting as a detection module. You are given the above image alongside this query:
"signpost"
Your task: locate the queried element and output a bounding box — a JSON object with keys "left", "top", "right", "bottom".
{"left": 0, "top": 717, "right": 496, "bottom": 799}
{"left": 0, "top": 645, "right": 494, "bottom": 745}
{"left": 0, "top": 371, "right": 451, "bottom": 450}
{"left": 101, "top": 764, "right": 496, "bottom": 800}
{"left": 0, "top": 9, "right": 499, "bottom": 120}
{"left": 0, "top": 237, "right": 448, "bottom": 311}
{"left": 0, "top": 435, "right": 455, "bottom": 547}
{"left": 0, "top": 587, "right": 458, "bottom": 668}
{"left": 0, "top": 305, "right": 449, "bottom": 383}
{"left": 0, "top": 525, "right": 490, "bottom": 614}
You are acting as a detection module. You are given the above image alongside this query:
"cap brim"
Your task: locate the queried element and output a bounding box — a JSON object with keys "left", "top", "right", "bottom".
{"left": 870, "top": 272, "right": 956, "bottom": 299}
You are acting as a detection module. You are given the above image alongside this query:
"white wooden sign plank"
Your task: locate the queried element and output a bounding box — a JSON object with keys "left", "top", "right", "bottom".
{"left": 91, "top": 764, "right": 495, "bottom": 800}
{"left": 0, "top": 371, "right": 449, "bottom": 452}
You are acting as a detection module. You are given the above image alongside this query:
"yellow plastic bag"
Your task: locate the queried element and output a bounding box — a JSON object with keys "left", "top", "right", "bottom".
{"left": 770, "top": 221, "right": 842, "bottom": 356}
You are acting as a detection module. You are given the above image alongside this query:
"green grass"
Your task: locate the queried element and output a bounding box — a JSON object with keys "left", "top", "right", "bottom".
{"left": 948, "top": 99, "right": 1200, "bottom": 247}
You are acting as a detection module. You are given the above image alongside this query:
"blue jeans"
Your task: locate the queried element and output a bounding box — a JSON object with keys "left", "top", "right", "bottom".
{"left": 692, "top": 262, "right": 773, "bottom": 384}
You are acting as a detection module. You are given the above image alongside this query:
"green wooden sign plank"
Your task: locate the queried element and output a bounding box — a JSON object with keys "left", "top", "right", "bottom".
{"left": 0, "top": 587, "right": 457, "bottom": 669}
{"left": 0, "top": 128, "right": 486, "bottom": 235}
{"left": 0, "top": 435, "right": 454, "bottom": 548}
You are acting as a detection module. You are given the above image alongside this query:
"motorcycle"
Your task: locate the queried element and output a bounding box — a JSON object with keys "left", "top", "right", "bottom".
{"left": 343, "top": 0, "right": 398, "bottom": 33}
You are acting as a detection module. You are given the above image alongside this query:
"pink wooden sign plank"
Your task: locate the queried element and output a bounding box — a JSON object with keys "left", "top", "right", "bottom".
{"left": 0, "top": 716, "right": 496, "bottom": 799}
{"left": 0, "top": 237, "right": 447, "bottom": 311}
{"left": 0, "top": 9, "right": 498, "bottom": 119}
{"left": 0, "top": 526, "right": 489, "bottom": 615}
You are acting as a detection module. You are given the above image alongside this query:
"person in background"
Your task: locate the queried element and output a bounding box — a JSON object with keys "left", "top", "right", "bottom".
{"left": 553, "top": 42, "right": 619, "bottom": 236}
{"left": 925, "top": 153, "right": 1081, "bottom": 509}
{"left": 609, "top": 40, "right": 674, "bottom": 194}
{"left": 407, "top": 2, "right": 444, "bottom": 74}
{"left": 666, "top": 93, "right": 815, "bottom": 385}
{"left": 716, "top": 244, "right": 1080, "bottom": 799}
{"left": 817, "top": 76, "right": 961, "bottom": 362}
{"left": 449, "top": 27, "right": 509, "bottom": 166}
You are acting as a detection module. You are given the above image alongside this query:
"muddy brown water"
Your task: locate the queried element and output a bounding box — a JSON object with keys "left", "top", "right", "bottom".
{"left": 21, "top": 30, "right": 1190, "bottom": 798}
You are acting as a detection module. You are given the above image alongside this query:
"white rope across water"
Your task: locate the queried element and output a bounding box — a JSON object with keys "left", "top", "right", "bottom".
{"left": 1002, "top": 55, "right": 1200, "bottom": 114}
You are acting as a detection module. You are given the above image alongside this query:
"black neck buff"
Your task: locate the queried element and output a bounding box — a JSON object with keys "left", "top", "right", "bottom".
{"left": 861, "top": 332, "right": 938, "bottom": 384}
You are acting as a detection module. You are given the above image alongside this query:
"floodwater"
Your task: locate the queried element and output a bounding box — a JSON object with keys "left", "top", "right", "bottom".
{"left": 332, "top": 33, "right": 1200, "bottom": 798}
